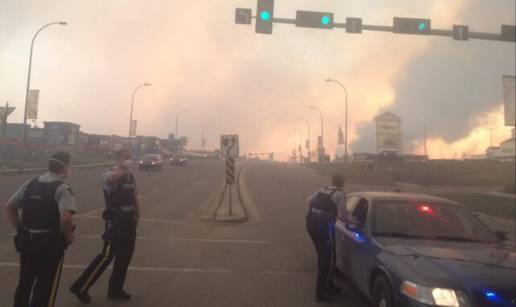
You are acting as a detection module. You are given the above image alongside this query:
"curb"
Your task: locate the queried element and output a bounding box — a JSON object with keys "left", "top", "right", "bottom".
{"left": 487, "top": 191, "right": 516, "bottom": 199}
{"left": 236, "top": 162, "right": 259, "bottom": 224}
{"left": 0, "top": 161, "right": 114, "bottom": 176}
{"left": 215, "top": 182, "right": 247, "bottom": 223}
{"left": 196, "top": 183, "right": 227, "bottom": 222}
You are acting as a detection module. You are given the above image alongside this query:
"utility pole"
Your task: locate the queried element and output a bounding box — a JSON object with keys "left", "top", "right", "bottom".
{"left": 0, "top": 102, "right": 10, "bottom": 161}
{"left": 489, "top": 128, "right": 493, "bottom": 147}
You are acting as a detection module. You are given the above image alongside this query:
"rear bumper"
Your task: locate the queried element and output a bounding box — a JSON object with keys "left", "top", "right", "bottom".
{"left": 140, "top": 164, "right": 160, "bottom": 169}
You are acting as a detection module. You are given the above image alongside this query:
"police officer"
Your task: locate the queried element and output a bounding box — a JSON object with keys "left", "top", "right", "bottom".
{"left": 70, "top": 148, "right": 139, "bottom": 303}
{"left": 306, "top": 174, "right": 347, "bottom": 303}
{"left": 4, "top": 151, "right": 76, "bottom": 307}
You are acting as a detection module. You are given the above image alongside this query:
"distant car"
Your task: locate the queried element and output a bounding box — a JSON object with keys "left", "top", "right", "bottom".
{"left": 170, "top": 156, "right": 188, "bottom": 166}
{"left": 335, "top": 191, "right": 515, "bottom": 307}
{"left": 139, "top": 154, "right": 164, "bottom": 171}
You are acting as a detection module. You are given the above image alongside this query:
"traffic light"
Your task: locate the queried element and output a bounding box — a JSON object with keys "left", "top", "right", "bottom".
{"left": 393, "top": 17, "right": 431, "bottom": 35}
{"left": 256, "top": 0, "right": 274, "bottom": 34}
{"left": 296, "top": 11, "right": 334, "bottom": 29}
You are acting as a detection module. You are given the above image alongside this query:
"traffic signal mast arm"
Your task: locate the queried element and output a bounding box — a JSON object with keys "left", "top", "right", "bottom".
{"left": 236, "top": 6, "right": 515, "bottom": 42}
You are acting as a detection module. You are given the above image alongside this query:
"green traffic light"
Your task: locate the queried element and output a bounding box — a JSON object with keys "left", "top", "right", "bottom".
{"left": 418, "top": 22, "right": 427, "bottom": 31}
{"left": 321, "top": 15, "right": 330, "bottom": 25}
{"left": 260, "top": 11, "right": 271, "bottom": 21}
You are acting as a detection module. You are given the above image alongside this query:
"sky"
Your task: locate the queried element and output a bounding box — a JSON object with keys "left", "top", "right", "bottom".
{"left": 0, "top": 0, "right": 515, "bottom": 160}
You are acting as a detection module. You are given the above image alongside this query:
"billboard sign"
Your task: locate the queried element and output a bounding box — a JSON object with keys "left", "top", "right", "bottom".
{"left": 27, "top": 89, "right": 39, "bottom": 120}
{"left": 46, "top": 123, "right": 79, "bottom": 145}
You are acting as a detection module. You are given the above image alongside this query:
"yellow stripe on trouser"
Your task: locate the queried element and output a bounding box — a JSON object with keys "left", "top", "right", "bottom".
{"left": 80, "top": 245, "right": 111, "bottom": 293}
{"left": 48, "top": 256, "right": 64, "bottom": 307}
{"left": 324, "top": 227, "right": 336, "bottom": 297}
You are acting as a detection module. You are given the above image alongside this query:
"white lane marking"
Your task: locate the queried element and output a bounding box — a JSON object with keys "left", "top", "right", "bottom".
{"left": 153, "top": 188, "right": 163, "bottom": 192}
{"left": 76, "top": 235, "right": 278, "bottom": 245}
{"left": 73, "top": 216, "right": 188, "bottom": 224}
{"left": 0, "top": 262, "right": 313, "bottom": 274}
{"left": 76, "top": 207, "right": 104, "bottom": 217}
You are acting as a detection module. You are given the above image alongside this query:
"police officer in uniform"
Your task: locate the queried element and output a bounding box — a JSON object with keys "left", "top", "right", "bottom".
{"left": 306, "top": 174, "right": 347, "bottom": 303}
{"left": 70, "top": 148, "right": 139, "bottom": 303}
{"left": 4, "top": 151, "right": 76, "bottom": 307}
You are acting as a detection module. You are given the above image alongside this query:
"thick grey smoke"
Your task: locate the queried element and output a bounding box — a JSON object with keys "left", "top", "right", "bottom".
{"left": 351, "top": 0, "right": 516, "bottom": 153}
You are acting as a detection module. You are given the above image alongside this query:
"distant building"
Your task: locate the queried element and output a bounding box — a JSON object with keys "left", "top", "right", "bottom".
{"left": 44, "top": 121, "right": 81, "bottom": 157}
{"left": 483, "top": 128, "right": 515, "bottom": 162}
{"left": 375, "top": 112, "right": 402, "bottom": 154}
{"left": 485, "top": 146, "right": 500, "bottom": 159}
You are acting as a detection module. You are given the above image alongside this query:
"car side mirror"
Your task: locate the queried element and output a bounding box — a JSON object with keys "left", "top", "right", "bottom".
{"left": 494, "top": 231, "right": 509, "bottom": 242}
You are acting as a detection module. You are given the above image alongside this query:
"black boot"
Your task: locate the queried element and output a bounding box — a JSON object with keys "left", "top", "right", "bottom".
{"left": 69, "top": 286, "right": 92, "bottom": 304}
{"left": 108, "top": 289, "right": 131, "bottom": 300}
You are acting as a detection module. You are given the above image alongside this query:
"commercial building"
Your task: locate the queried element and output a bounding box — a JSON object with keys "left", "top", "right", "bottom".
{"left": 375, "top": 112, "right": 402, "bottom": 154}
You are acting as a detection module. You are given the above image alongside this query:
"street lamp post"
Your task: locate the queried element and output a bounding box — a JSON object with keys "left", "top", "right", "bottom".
{"left": 298, "top": 118, "right": 311, "bottom": 162}
{"left": 20, "top": 21, "right": 67, "bottom": 170}
{"left": 419, "top": 116, "right": 428, "bottom": 157}
{"left": 175, "top": 110, "right": 188, "bottom": 151}
{"left": 308, "top": 106, "right": 324, "bottom": 160}
{"left": 128, "top": 82, "right": 151, "bottom": 137}
{"left": 294, "top": 128, "right": 303, "bottom": 163}
{"left": 201, "top": 122, "right": 214, "bottom": 152}
{"left": 326, "top": 79, "right": 349, "bottom": 159}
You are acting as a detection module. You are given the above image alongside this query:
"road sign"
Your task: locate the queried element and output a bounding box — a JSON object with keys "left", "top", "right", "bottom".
{"left": 220, "top": 135, "right": 239, "bottom": 158}
{"left": 501, "top": 25, "right": 516, "bottom": 42}
{"left": 235, "top": 8, "right": 252, "bottom": 25}
{"left": 453, "top": 25, "right": 469, "bottom": 40}
{"left": 0, "top": 106, "right": 15, "bottom": 118}
{"left": 296, "top": 11, "right": 334, "bottom": 29}
{"left": 393, "top": 17, "right": 431, "bottom": 35}
{"left": 27, "top": 89, "right": 39, "bottom": 120}
{"left": 346, "top": 18, "right": 362, "bottom": 33}
{"left": 256, "top": 0, "right": 274, "bottom": 34}
{"left": 225, "top": 157, "right": 236, "bottom": 185}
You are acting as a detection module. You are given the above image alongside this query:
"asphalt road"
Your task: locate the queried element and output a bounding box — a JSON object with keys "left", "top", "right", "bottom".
{"left": 0, "top": 160, "right": 376, "bottom": 307}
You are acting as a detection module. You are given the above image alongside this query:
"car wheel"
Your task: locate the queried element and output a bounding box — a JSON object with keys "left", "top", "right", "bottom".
{"left": 371, "top": 275, "right": 394, "bottom": 307}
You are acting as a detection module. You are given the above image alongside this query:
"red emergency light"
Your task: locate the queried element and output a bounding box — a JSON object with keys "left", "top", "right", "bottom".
{"left": 418, "top": 204, "right": 433, "bottom": 214}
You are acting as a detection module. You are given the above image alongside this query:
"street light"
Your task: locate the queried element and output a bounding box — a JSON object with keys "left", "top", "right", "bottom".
{"left": 308, "top": 106, "right": 324, "bottom": 159}
{"left": 419, "top": 116, "right": 428, "bottom": 157}
{"left": 175, "top": 110, "right": 188, "bottom": 151}
{"left": 201, "top": 122, "right": 214, "bottom": 152}
{"left": 21, "top": 21, "right": 67, "bottom": 169}
{"left": 294, "top": 128, "right": 303, "bottom": 163}
{"left": 298, "top": 118, "right": 311, "bottom": 161}
{"left": 128, "top": 82, "right": 151, "bottom": 137}
{"left": 326, "top": 78, "right": 349, "bottom": 159}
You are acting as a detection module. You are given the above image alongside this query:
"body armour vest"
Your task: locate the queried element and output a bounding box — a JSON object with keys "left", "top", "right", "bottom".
{"left": 21, "top": 178, "right": 63, "bottom": 231}
{"left": 103, "top": 172, "right": 136, "bottom": 210}
{"left": 311, "top": 188, "right": 339, "bottom": 216}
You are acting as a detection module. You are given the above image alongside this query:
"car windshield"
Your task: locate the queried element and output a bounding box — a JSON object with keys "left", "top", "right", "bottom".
{"left": 373, "top": 201, "right": 499, "bottom": 243}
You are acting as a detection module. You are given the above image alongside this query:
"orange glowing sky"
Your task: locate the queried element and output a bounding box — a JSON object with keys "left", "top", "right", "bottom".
{"left": 1, "top": 0, "right": 514, "bottom": 159}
